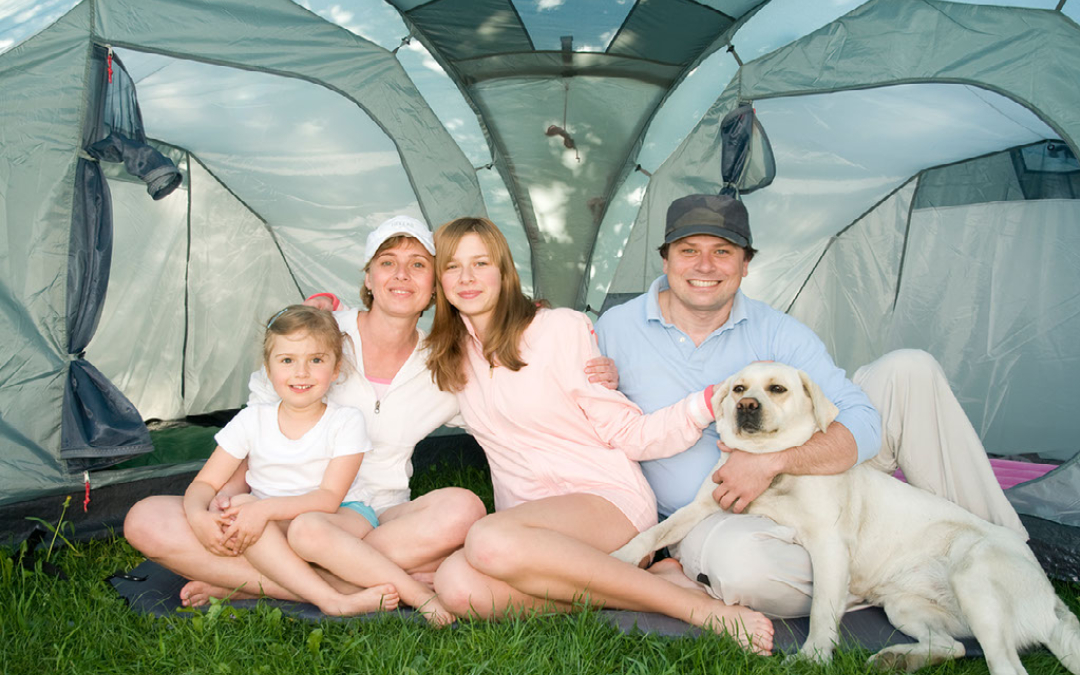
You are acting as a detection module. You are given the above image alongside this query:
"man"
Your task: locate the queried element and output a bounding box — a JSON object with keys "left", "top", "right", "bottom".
{"left": 595, "top": 194, "right": 1026, "bottom": 618}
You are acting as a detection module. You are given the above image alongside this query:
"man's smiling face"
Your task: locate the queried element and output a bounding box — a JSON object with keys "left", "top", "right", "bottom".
{"left": 662, "top": 234, "right": 750, "bottom": 316}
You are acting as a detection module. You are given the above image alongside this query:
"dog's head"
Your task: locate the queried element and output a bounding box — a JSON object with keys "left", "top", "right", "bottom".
{"left": 712, "top": 362, "right": 839, "bottom": 454}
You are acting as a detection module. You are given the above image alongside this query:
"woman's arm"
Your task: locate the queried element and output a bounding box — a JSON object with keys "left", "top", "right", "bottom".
{"left": 558, "top": 312, "right": 714, "bottom": 461}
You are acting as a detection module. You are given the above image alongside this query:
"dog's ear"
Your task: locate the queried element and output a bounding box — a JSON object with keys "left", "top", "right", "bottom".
{"left": 799, "top": 369, "right": 839, "bottom": 433}
{"left": 711, "top": 373, "right": 735, "bottom": 416}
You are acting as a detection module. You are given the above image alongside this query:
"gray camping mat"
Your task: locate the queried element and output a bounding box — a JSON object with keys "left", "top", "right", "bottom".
{"left": 109, "top": 559, "right": 982, "bottom": 656}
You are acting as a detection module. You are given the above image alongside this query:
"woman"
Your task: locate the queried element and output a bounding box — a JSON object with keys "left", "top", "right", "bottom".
{"left": 124, "top": 216, "right": 617, "bottom": 615}
{"left": 426, "top": 217, "right": 774, "bottom": 653}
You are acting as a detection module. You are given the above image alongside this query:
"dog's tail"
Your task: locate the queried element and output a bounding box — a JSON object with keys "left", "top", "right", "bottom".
{"left": 1047, "top": 597, "right": 1080, "bottom": 675}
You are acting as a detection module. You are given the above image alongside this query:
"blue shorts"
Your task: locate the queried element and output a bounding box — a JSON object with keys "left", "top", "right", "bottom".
{"left": 340, "top": 501, "right": 379, "bottom": 529}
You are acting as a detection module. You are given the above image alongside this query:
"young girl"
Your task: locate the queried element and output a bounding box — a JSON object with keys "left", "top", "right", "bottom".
{"left": 184, "top": 304, "right": 451, "bottom": 622}
{"left": 425, "top": 218, "right": 774, "bottom": 654}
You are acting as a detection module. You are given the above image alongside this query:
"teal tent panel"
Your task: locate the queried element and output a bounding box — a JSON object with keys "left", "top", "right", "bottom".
{"left": 731, "top": 0, "right": 1080, "bottom": 150}
{"left": 472, "top": 74, "right": 665, "bottom": 305}
{"left": 401, "top": 0, "right": 532, "bottom": 61}
{"left": 614, "top": 0, "right": 1079, "bottom": 301}
{"left": 608, "top": 0, "right": 734, "bottom": 65}
{"left": 94, "top": 0, "right": 486, "bottom": 228}
{"left": 0, "top": 3, "right": 92, "bottom": 505}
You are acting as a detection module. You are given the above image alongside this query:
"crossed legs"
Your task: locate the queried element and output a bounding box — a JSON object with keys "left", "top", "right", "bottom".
{"left": 123, "top": 487, "right": 485, "bottom": 610}
{"left": 433, "top": 493, "right": 774, "bottom": 654}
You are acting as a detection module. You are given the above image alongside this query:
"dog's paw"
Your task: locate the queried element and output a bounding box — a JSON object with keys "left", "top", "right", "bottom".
{"left": 611, "top": 538, "right": 651, "bottom": 565}
{"left": 868, "top": 648, "right": 927, "bottom": 672}
{"left": 868, "top": 645, "right": 959, "bottom": 673}
{"left": 797, "top": 641, "right": 834, "bottom": 664}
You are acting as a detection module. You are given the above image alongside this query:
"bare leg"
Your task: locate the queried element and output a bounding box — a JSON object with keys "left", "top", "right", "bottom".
{"left": 433, "top": 494, "right": 774, "bottom": 654}
{"left": 367, "top": 488, "right": 487, "bottom": 574}
{"left": 647, "top": 558, "right": 709, "bottom": 593}
{"left": 126, "top": 495, "right": 370, "bottom": 603}
{"left": 289, "top": 509, "right": 455, "bottom": 626}
{"left": 231, "top": 503, "right": 399, "bottom": 617}
{"left": 125, "top": 495, "right": 304, "bottom": 601}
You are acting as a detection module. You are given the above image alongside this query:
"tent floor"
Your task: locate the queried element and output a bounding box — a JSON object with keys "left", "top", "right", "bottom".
{"left": 109, "top": 558, "right": 982, "bottom": 656}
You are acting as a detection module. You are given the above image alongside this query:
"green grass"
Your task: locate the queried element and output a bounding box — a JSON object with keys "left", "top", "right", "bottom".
{"left": 3, "top": 460, "right": 1079, "bottom": 675}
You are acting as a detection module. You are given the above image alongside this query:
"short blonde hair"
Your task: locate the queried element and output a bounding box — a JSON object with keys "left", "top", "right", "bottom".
{"left": 263, "top": 304, "right": 345, "bottom": 371}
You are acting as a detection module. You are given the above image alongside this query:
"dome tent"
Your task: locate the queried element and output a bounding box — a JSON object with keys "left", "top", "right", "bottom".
{"left": 1, "top": 0, "right": 1079, "bottom": 577}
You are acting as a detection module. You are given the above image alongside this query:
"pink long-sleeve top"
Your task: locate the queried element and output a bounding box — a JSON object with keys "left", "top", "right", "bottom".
{"left": 455, "top": 308, "right": 714, "bottom": 532}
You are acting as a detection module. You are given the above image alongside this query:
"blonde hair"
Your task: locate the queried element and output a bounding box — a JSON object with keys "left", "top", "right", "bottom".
{"left": 425, "top": 217, "right": 537, "bottom": 392}
{"left": 360, "top": 235, "right": 436, "bottom": 311}
{"left": 263, "top": 304, "right": 345, "bottom": 371}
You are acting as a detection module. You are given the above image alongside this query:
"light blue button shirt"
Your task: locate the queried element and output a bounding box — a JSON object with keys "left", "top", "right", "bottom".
{"left": 595, "top": 276, "right": 881, "bottom": 517}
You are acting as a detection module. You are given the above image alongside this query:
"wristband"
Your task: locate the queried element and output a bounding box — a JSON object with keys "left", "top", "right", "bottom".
{"left": 306, "top": 292, "right": 341, "bottom": 311}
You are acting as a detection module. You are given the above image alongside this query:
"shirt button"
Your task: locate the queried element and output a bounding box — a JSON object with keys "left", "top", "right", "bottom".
{"left": 680, "top": 337, "right": 686, "bottom": 343}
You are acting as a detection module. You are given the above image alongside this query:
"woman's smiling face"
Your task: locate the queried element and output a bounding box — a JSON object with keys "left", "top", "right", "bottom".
{"left": 365, "top": 237, "right": 435, "bottom": 318}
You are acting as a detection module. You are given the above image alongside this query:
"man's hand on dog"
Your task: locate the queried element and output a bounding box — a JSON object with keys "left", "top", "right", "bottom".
{"left": 712, "top": 443, "right": 784, "bottom": 512}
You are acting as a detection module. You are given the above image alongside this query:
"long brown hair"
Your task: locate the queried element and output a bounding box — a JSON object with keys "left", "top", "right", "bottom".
{"left": 425, "top": 217, "right": 537, "bottom": 392}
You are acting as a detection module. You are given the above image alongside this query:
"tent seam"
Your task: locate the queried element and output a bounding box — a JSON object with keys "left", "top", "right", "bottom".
{"left": 92, "top": 37, "right": 472, "bottom": 245}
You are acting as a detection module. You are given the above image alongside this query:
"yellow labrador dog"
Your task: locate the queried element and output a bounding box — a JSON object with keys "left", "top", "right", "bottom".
{"left": 613, "top": 362, "right": 1080, "bottom": 675}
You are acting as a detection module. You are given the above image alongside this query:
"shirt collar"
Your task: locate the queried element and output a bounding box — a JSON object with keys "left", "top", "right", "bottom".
{"left": 460, "top": 313, "right": 482, "bottom": 344}
{"left": 645, "top": 275, "right": 748, "bottom": 338}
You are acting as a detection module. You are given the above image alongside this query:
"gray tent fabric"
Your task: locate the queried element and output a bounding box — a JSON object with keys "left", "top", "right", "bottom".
{"left": 1, "top": 0, "right": 1079, "bottom": 580}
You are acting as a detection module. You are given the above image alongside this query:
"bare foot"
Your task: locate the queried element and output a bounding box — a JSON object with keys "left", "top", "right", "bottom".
{"left": 414, "top": 594, "right": 456, "bottom": 627}
{"left": 179, "top": 581, "right": 256, "bottom": 607}
{"left": 646, "top": 558, "right": 708, "bottom": 593}
{"left": 695, "top": 601, "right": 774, "bottom": 656}
{"left": 319, "top": 584, "right": 399, "bottom": 617}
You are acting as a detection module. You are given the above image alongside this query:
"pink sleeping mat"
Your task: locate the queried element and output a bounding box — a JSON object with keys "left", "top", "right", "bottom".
{"left": 895, "top": 457, "right": 1057, "bottom": 490}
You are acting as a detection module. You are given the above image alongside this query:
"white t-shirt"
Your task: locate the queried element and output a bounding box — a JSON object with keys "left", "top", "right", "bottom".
{"left": 215, "top": 401, "right": 373, "bottom": 503}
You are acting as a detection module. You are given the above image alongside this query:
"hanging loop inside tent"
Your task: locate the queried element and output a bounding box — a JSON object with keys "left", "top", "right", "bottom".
{"left": 392, "top": 34, "right": 412, "bottom": 55}
{"left": 545, "top": 77, "right": 580, "bottom": 162}
{"left": 719, "top": 103, "right": 775, "bottom": 196}
{"left": 726, "top": 44, "right": 743, "bottom": 67}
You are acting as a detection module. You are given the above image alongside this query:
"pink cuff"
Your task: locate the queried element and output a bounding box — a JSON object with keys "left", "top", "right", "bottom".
{"left": 687, "top": 387, "right": 716, "bottom": 427}
{"left": 306, "top": 292, "right": 341, "bottom": 311}
{"left": 703, "top": 385, "right": 715, "bottom": 418}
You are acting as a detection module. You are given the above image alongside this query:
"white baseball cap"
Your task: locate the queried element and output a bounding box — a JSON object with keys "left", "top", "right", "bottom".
{"left": 362, "top": 215, "right": 436, "bottom": 268}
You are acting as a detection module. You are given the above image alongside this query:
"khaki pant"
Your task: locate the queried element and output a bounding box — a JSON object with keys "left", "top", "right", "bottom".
{"left": 673, "top": 349, "right": 1028, "bottom": 618}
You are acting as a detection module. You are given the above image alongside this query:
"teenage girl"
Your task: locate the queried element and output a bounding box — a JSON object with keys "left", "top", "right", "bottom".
{"left": 425, "top": 218, "right": 774, "bottom": 653}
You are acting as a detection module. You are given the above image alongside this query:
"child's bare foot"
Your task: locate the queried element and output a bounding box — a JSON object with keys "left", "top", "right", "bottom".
{"left": 318, "top": 584, "right": 399, "bottom": 616}
{"left": 414, "top": 594, "right": 456, "bottom": 627}
{"left": 692, "top": 600, "right": 774, "bottom": 655}
{"left": 179, "top": 581, "right": 255, "bottom": 607}
{"left": 646, "top": 558, "right": 708, "bottom": 593}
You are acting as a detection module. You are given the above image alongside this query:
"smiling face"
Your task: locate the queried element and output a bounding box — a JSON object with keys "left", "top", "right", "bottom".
{"left": 439, "top": 232, "right": 502, "bottom": 334}
{"left": 662, "top": 235, "right": 750, "bottom": 318}
{"left": 266, "top": 331, "right": 340, "bottom": 412}
{"left": 364, "top": 237, "right": 436, "bottom": 319}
